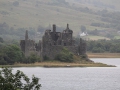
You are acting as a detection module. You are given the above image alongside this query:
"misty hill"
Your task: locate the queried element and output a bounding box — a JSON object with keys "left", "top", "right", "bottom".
{"left": 73, "top": 0, "right": 120, "bottom": 10}
{"left": 0, "top": 0, "right": 120, "bottom": 41}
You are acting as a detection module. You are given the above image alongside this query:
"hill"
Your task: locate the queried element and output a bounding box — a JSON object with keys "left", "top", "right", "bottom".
{"left": 0, "top": 0, "right": 120, "bottom": 41}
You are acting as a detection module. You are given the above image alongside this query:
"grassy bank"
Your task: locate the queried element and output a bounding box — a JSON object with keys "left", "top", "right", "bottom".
{"left": 0, "top": 53, "right": 118, "bottom": 68}
{"left": 87, "top": 53, "right": 120, "bottom": 58}
{"left": 0, "top": 61, "right": 115, "bottom": 67}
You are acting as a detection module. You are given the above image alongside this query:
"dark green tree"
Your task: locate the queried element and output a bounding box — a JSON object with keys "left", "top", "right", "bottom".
{"left": 55, "top": 48, "right": 74, "bottom": 62}
{"left": 24, "top": 53, "right": 41, "bottom": 64}
{"left": 0, "top": 44, "right": 24, "bottom": 65}
{"left": 0, "top": 67, "right": 41, "bottom": 90}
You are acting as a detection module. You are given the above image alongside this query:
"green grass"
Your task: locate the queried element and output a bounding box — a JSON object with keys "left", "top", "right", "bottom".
{"left": 114, "top": 36, "right": 120, "bottom": 39}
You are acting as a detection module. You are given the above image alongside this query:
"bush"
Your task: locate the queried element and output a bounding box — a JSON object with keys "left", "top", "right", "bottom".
{"left": 0, "top": 44, "right": 24, "bottom": 65}
{"left": 0, "top": 57, "right": 7, "bottom": 65}
{"left": 0, "top": 67, "right": 41, "bottom": 90}
{"left": 81, "top": 54, "right": 87, "bottom": 59}
{"left": 23, "top": 54, "right": 41, "bottom": 64}
{"left": 1, "top": 44, "right": 24, "bottom": 64}
{"left": 43, "top": 55, "right": 49, "bottom": 61}
{"left": 55, "top": 48, "right": 74, "bottom": 62}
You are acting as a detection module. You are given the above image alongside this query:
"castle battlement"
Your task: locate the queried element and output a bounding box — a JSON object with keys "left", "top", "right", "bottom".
{"left": 20, "top": 24, "right": 86, "bottom": 59}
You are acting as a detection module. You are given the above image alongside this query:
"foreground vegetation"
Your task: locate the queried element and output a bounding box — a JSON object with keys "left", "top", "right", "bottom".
{"left": 0, "top": 67, "right": 41, "bottom": 90}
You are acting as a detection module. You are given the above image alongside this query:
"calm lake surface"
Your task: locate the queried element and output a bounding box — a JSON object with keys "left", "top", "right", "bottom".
{"left": 13, "top": 58, "right": 120, "bottom": 90}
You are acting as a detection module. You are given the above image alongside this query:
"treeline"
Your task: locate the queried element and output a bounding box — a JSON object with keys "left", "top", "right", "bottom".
{"left": 87, "top": 39, "right": 120, "bottom": 53}
{"left": 0, "top": 22, "right": 36, "bottom": 40}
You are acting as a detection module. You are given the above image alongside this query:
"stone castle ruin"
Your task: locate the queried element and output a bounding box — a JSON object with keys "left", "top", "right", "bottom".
{"left": 20, "top": 24, "right": 86, "bottom": 60}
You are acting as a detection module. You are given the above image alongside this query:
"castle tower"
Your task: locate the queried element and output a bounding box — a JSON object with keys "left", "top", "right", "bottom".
{"left": 25, "top": 30, "right": 29, "bottom": 57}
{"left": 25, "top": 30, "right": 28, "bottom": 40}
{"left": 78, "top": 38, "right": 86, "bottom": 55}
{"left": 67, "top": 24, "right": 69, "bottom": 29}
{"left": 53, "top": 24, "right": 56, "bottom": 33}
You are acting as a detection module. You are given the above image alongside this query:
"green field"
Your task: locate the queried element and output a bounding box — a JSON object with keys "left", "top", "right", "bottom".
{"left": 84, "top": 36, "right": 110, "bottom": 40}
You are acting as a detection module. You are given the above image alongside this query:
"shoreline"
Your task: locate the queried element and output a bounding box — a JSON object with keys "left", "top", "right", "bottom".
{"left": 87, "top": 53, "right": 120, "bottom": 58}
{"left": 0, "top": 62, "right": 115, "bottom": 68}
{"left": 1, "top": 53, "right": 119, "bottom": 68}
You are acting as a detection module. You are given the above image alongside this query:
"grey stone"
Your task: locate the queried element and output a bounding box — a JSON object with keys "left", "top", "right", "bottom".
{"left": 20, "top": 24, "right": 87, "bottom": 60}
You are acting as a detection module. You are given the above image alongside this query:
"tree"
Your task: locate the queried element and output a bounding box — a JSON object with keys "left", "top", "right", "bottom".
{"left": 0, "top": 67, "right": 41, "bottom": 90}
{"left": 24, "top": 54, "right": 41, "bottom": 64}
{"left": 80, "top": 25, "right": 86, "bottom": 32}
{"left": 0, "top": 44, "right": 24, "bottom": 65}
{"left": 55, "top": 48, "right": 74, "bottom": 62}
{"left": 4, "top": 45, "right": 23, "bottom": 62}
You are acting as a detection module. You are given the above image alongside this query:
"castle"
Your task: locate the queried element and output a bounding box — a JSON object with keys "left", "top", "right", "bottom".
{"left": 20, "top": 24, "right": 86, "bottom": 60}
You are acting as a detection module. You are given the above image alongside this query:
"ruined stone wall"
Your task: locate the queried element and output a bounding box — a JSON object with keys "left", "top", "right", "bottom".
{"left": 78, "top": 38, "right": 86, "bottom": 55}
{"left": 42, "top": 45, "right": 78, "bottom": 59}
{"left": 20, "top": 40, "right": 25, "bottom": 53}
{"left": 42, "top": 45, "right": 63, "bottom": 59}
{"left": 20, "top": 25, "right": 87, "bottom": 60}
{"left": 24, "top": 40, "right": 36, "bottom": 57}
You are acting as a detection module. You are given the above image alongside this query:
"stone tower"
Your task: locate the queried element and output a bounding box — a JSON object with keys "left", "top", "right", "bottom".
{"left": 20, "top": 24, "right": 87, "bottom": 60}
{"left": 25, "top": 30, "right": 29, "bottom": 56}
{"left": 20, "top": 30, "right": 36, "bottom": 57}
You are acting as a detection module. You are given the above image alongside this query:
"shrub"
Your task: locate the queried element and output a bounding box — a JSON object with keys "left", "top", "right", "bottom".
{"left": 1, "top": 44, "right": 24, "bottom": 64}
{"left": 0, "top": 57, "right": 7, "bottom": 65}
{"left": 23, "top": 53, "right": 41, "bottom": 64}
{"left": 43, "top": 55, "right": 49, "bottom": 61}
{"left": 55, "top": 48, "right": 74, "bottom": 62}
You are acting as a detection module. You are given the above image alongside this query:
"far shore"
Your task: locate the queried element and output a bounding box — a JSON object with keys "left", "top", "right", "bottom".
{"left": 87, "top": 53, "right": 120, "bottom": 58}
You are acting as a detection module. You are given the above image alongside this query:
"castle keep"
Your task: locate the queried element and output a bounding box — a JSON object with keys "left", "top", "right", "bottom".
{"left": 20, "top": 24, "right": 86, "bottom": 60}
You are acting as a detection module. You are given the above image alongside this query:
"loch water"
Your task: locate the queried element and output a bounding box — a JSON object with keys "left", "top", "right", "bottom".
{"left": 13, "top": 58, "right": 120, "bottom": 90}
